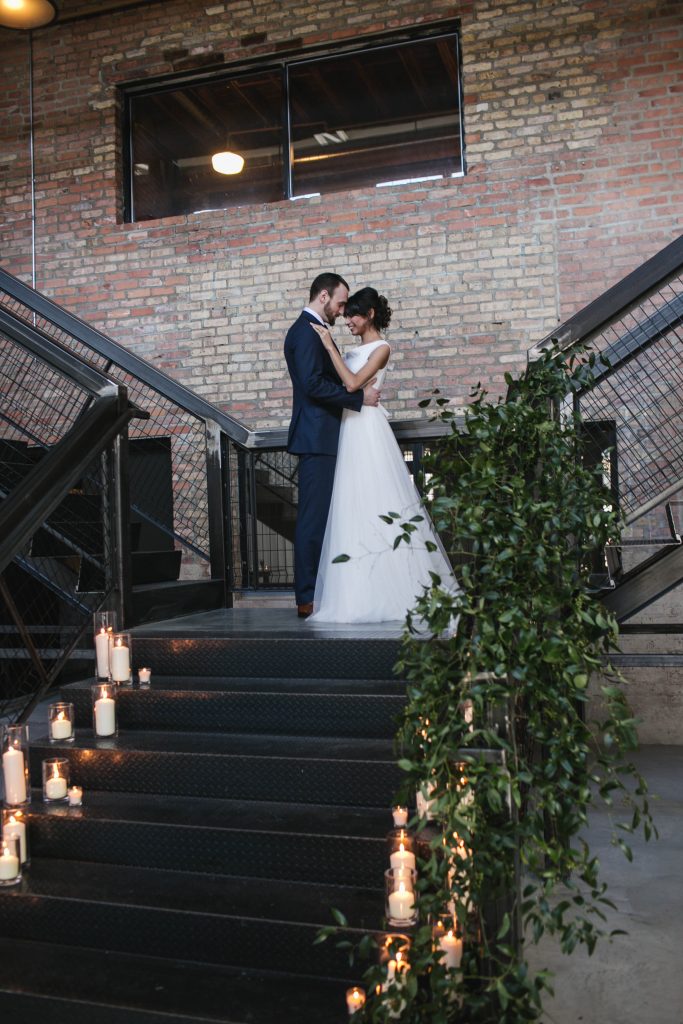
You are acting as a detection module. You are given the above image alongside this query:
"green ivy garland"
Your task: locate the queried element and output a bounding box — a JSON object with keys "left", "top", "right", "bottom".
{"left": 320, "top": 346, "right": 655, "bottom": 1023}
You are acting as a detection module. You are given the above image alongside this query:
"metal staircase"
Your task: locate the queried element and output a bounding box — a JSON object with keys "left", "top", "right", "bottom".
{"left": 530, "top": 233, "right": 683, "bottom": 625}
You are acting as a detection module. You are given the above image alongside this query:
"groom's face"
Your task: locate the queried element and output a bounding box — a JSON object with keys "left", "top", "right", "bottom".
{"left": 322, "top": 284, "right": 349, "bottom": 325}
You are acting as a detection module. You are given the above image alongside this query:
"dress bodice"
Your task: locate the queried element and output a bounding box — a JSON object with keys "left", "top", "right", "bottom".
{"left": 344, "top": 340, "right": 390, "bottom": 390}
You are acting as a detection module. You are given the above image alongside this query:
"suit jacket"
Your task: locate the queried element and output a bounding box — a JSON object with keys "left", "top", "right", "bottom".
{"left": 284, "top": 311, "right": 363, "bottom": 455}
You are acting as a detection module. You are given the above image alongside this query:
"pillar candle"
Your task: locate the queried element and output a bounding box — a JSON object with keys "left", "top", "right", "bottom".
{"left": 45, "top": 769, "right": 67, "bottom": 800}
{"left": 0, "top": 846, "right": 19, "bottom": 881}
{"left": 50, "top": 713, "right": 73, "bottom": 741}
{"left": 3, "top": 815, "right": 27, "bottom": 863}
{"left": 110, "top": 638, "right": 130, "bottom": 682}
{"left": 95, "top": 628, "right": 110, "bottom": 678}
{"left": 389, "top": 842, "right": 416, "bottom": 872}
{"left": 388, "top": 882, "right": 415, "bottom": 923}
{"left": 2, "top": 745, "right": 27, "bottom": 805}
{"left": 438, "top": 929, "right": 463, "bottom": 969}
{"left": 94, "top": 691, "right": 116, "bottom": 736}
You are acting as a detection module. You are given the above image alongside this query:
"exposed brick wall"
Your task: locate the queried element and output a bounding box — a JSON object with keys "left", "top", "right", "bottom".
{"left": 0, "top": 0, "right": 681, "bottom": 426}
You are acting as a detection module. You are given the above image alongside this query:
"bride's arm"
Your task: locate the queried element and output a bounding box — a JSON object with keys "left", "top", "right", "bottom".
{"left": 310, "top": 324, "right": 389, "bottom": 391}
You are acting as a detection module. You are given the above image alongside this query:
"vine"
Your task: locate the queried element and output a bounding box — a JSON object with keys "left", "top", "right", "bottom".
{"left": 320, "top": 346, "right": 655, "bottom": 1022}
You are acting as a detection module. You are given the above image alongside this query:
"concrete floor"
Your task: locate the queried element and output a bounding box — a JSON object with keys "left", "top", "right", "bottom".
{"left": 528, "top": 746, "right": 683, "bottom": 1024}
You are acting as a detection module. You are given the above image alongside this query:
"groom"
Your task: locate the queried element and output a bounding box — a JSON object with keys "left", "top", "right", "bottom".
{"left": 285, "top": 272, "right": 380, "bottom": 617}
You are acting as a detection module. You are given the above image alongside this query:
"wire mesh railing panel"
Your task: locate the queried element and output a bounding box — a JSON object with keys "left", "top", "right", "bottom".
{"left": 229, "top": 440, "right": 432, "bottom": 590}
{"left": 577, "top": 272, "right": 683, "bottom": 521}
{"left": 0, "top": 333, "right": 91, "bottom": 451}
{"left": 0, "top": 450, "right": 115, "bottom": 722}
{"left": 0, "top": 290, "right": 211, "bottom": 573}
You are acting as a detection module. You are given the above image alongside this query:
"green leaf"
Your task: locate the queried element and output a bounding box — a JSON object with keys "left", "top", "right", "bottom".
{"left": 331, "top": 553, "right": 350, "bottom": 563}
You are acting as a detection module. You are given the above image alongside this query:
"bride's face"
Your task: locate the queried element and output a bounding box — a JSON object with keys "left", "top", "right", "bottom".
{"left": 345, "top": 312, "right": 370, "bottom": 336}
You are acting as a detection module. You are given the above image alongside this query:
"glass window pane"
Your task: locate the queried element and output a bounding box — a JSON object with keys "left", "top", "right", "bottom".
{"left": 288, "top": 35, "right": 462, "bottom": 198}
{"left": 129, "top": 70, "right": 284, "bottom": 221}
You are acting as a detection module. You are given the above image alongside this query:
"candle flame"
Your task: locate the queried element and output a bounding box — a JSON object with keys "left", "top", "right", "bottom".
{"left": 99, "top": 627, "right": 106, "bottom": 635}
{"left": 57, "top": 711, "right": 65, "bottom": 722}
{"left": 399, "top": 841, "right": 405, "bottom": 853}
{"left": 100, "top": 686, "right": 107, "bottom": 698}
{"left": 116, "top": 637, "right": 122, "bottom": 648}
{"left": 398, "top": 882, "right": 406, "bottom": 894}
{"left": 52, "top": 764, "right": 60, "bottom": 779}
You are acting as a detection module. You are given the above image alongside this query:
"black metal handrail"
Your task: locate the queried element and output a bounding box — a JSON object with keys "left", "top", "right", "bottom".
{"left": 529, "top": 234, "right": 683, "bottom": 359}
{"left": 0, "top": 268, "right": 249, "bottom": 445}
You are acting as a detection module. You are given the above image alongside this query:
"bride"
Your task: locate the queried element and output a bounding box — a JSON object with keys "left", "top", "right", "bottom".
{"left": 306, "top": 287, "right": 458, "bottom": 623}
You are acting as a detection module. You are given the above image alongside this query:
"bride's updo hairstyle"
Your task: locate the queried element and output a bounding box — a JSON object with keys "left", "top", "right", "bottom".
{"left": 346, "top": 287, "right": 392, "bottom": 331}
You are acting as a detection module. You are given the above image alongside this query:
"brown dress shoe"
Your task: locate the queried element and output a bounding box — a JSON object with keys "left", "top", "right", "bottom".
{"left": 297, "top": 602, "right": 314, "bottom": 618}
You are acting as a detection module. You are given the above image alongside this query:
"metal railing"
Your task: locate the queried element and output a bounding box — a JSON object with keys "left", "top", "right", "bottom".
{"left": 529, "top": 233, "right": 683, "bottom": 609}
{"left": 0, "top": 315, "right": 143, "bottom": 722}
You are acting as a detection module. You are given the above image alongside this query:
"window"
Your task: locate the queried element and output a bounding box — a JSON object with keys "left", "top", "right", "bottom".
{"left": 124, "top": 25, "right": 463, "bottom": 222}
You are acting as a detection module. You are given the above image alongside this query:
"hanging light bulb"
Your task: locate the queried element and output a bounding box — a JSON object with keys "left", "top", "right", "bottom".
{"left": 211, "top": 150, "right": 245, "bottom": 175}
{"left": 0, "top": 0, "right": 59, "bottom": 29}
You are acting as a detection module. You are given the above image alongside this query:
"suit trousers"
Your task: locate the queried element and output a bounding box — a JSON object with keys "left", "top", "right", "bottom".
{"left": 294, "top": 453, "right": 337, "bottom": 605}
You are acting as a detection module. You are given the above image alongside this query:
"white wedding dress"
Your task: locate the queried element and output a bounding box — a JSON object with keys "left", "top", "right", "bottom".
{"left": 309, "top": 340, "right": 458, "bottom": 623}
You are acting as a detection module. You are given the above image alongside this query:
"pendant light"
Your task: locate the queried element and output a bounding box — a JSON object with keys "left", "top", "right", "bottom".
{"left": 0, "top": 0, "right": 59, "bottom": 29}
{"left": 211, "top": 150, "right": 245, "bottom": 176}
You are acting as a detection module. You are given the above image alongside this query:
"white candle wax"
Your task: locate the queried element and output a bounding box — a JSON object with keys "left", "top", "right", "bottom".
{"left": 389, "top": 843, "right": 416, "bottom": 872}
{"left": 50, "top": 714, "right": 73, "bottom": 740}
{"left": 0, "top": 848, "right": 19, "bottom": 881}
{"left": 138, "top": 667, "right": 151, "bottom": 683}
{"left": 95, "top": 629, "right": 110, "bottom": 678}
{"left": 3, "top": 816, "right": 27, "bottom": 863}
{"left": 110, "top": 640, "right": 130, "bottom": 682}
{"left": 68, "top": 786, "right": 83, "bottom": 806}
{"left": 345, "top": 986, "right": 366, "bottom": 1015}
{"left": 388, "top": 883, "right": 415, "bottom": 922}
{"left": 2, "top": 745, "right": 27, "bottom": 805}
{"left": 392, "top": 806, "right": 408, "bottom": 827}
{"left": 45, "top": 775, "right": 67, "bottom": 800}
{"left": 94, "top": 694, "right": 116, "bottom": 736}
{"left": 438, "top": 929, "right": 463, "bottom": 969}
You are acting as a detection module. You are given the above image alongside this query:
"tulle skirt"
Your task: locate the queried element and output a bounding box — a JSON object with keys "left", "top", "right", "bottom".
{"left": 309, "top": 405, "right": 458, "bottom": 623}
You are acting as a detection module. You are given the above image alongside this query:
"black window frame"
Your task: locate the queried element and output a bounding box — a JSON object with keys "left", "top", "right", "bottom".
{"left": 121, "top": 20, "right": 464, "bottom": 224}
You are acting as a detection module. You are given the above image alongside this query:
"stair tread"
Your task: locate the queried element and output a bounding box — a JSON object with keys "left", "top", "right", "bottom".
{"left": 33, "top": 730, "right": 396, "bottom": 762}
{"left": 28, "top": 787, "right": 391, "bottom": 838}
{"left": 64, "top": 675, "right": 407, "bottom": 695}
{"left": 0, "top": 937, "right": 350, "bottom": 1023}
{"left": 6, "top": 857, "right": 382, "bottom": 926}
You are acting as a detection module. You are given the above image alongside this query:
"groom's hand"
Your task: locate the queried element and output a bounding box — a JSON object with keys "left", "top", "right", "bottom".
{"left": 362, "top": 379, "right": 380, "bottom": 406}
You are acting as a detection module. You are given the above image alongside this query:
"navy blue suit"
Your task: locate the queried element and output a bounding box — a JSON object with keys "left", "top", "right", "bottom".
{"left": 284, "top": 311, "right": 363, "bottom": 604}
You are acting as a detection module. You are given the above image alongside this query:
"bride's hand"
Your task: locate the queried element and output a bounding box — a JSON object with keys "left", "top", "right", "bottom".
{"left": 310, "top": 323, "right": 334, "bottom": 351}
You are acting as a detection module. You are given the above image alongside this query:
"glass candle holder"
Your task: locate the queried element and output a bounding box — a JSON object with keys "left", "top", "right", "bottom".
{"left": 68, "top": 785, "right": 83, "bottom": 807}
{"left": 391, "top": 805, "right": 409, "bottom": 828}
{"left": 385, "top": 867, "right": 417, "bottom": 927}
{"left": 48, "top": 702, "right": 75, "bottom": 743}
{"left": 345, "top": 986, "right": 366, "bottom": 1016}
{"left": 92, "top": 682, "right": 117, "bottom": 737}
{"left": 42, "top": 758, "right": 70, "bottom": 803}
{"left": 109, "top": 631, "right": 132, "bottom": 684}
{"left": 2, "top": 724, "right": 31, "bottom": 808}
{"left": 137, "top": 667, "right": 151, "bottom": 687}
{"left": 93, "top": 611, "right": 117, "bottom": 680}
{"left": 2, "top": 808, "right": 29, "bottom": 866}
{"left": 0, "top": 835, "right": 21, "bottom": 887}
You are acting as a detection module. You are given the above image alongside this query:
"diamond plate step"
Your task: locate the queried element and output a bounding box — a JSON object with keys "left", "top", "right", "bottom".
{"left": 29, "top": 732, "right": 401, "bottom": 807}
{"left": 131, "top": 636, "right": 402, "bottom": 679}
{"left": 62, "top": 679, "right": 406, "bottom": 737}
{"left": 0, "top": 937, "right": 349, "bottom": 1023}
{"left": 0, "top": 858, "right": 375, "bottom": 978}
{"left": 27, "top": 789, "right": 388, "bottom": 886}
